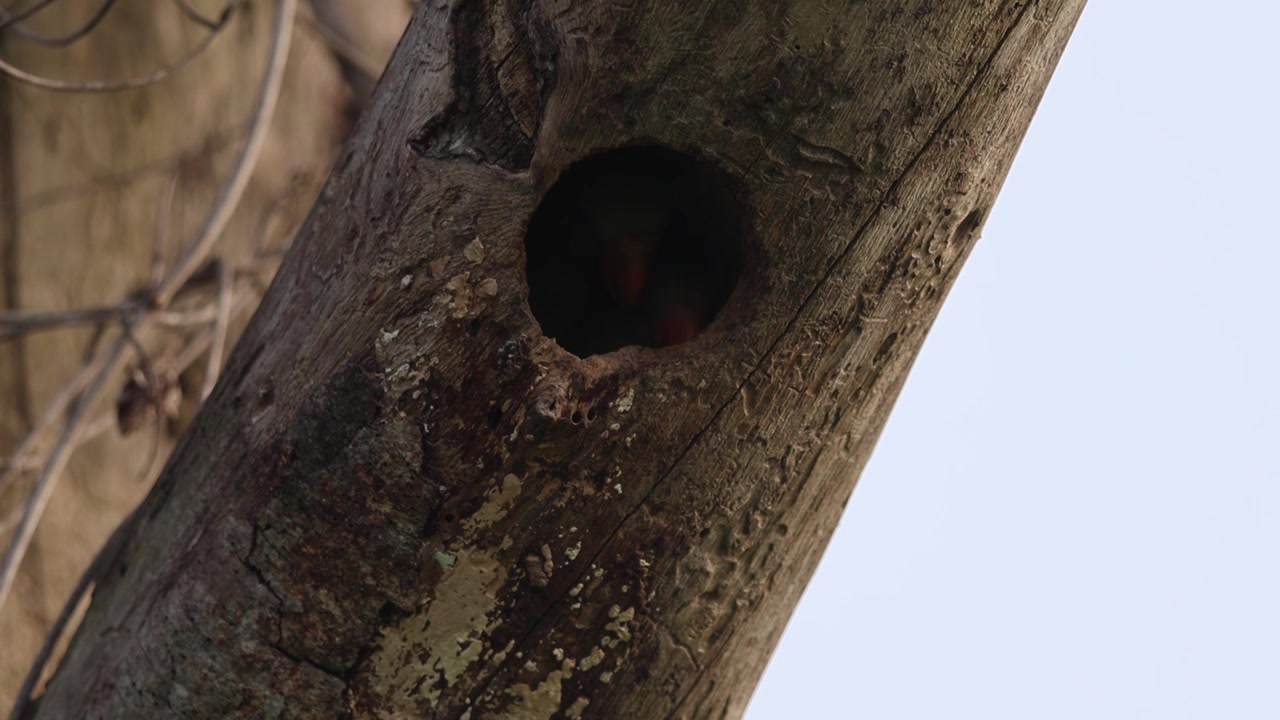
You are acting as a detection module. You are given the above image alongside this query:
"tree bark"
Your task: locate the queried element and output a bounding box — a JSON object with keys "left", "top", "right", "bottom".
{"left": 28, "top": 0, "right": 1083, "bottom": 717}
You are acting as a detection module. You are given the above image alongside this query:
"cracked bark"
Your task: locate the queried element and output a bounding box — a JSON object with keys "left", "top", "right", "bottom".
{"left": 25, "top": 1, "right": 1083, "bottom": 718}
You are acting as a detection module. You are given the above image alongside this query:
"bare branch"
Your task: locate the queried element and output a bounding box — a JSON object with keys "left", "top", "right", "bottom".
{"left": 0, "top": 413, "right": 114, "bottom": 516}
{"left": 0, "top": 0, "right": 59, "bottom": 30}
{"left": 0, "top": 304, "right": 131, "bottom": 341}
{"left": 201, "top": 259, "right": 233, "bottom": 401}
{"left": 172, "top": 326, "right": 214, "bottom": 371}
{"left": 1, "top": 7, "right": 301, "bottom": 712}
{"left": 3, "top": 317, "right": 219, "bottom": 718}
{"left": 150, "top": 307, "right": 218, "bottom": 328}
{"left": 4, "top": 505, "right": 123, "bottom": 715}
{"left": 0, "top": 2, "right": 235, "bottom": 93}
{"left": 0, "top": 349, "right": 99, "bottom": 496}
{"left": 252, "top": 170, "right": 311, "bottom": 257}
{"left": 1, "top": 127, "right": 244, "bottom": 217}
{"left": 155, "top": 0, "right": 298, "bottom": 306}
{"left": 171, "top": 0, "right": 242, "bottom": 31}
{"left": 0, "top": 332, "right": 130, "bottom": 613}
{"left": 150, "top": 172, "right": 181, "bottom": 287}
{"left": 299, "top": 3, "right": 382, "bottom": 85}
{"left": 0, "top": 0, "right": 117, "bottom": 47}
{"left": 0, "top": 0, "right": 297, "bottom": 639}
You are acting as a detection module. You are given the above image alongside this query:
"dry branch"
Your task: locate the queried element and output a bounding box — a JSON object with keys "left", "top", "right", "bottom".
{"left": 0, "top": 0, "right": 238, "bottom": 92}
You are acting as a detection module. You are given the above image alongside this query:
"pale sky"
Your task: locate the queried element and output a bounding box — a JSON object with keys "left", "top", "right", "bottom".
{"left": 748, "top": 2, "right": 1280, "bottom": 717}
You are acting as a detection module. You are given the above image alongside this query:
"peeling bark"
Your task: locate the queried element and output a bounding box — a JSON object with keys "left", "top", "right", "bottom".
{"left": 28, "top": 0, "right": 1083, "bottom": 717}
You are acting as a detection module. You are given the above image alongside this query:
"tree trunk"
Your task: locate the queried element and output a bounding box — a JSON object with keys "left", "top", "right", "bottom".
{"left": 27, "top": 0, "right": 1083, "bottom": 717}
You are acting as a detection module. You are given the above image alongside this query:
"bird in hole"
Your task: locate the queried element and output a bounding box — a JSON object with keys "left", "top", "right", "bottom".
{"left": 527, "top": 168, "right": 719, "bottom": 352}
{"left": 644, "top": 254, "right": 713, "bottom": 347}
{"left": 584, "top": 182, "right": 718, "bottom": 347}
{"left": 602, "top": 236, "right": 715, "bottom": 348}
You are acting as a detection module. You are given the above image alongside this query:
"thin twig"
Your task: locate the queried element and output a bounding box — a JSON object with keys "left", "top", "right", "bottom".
{"left": 2, "top": 126, "right": 245, "bottom": 217}
{"left": 0, "top": 411, "right": 115, "bottom": 479}
{"left": 0, "top": 0, "right": 297, "bottom": 630}
{"left": 0, "top": 309, "right": 223, "bottom": 633}
{"left": 151, "top": 172, "right": 181, "bottom": 287}
{"left": 0, "top": 312, "right": 224, "bottom": 484}
{"left": 156, "top": 0, "right": 298, "bottom": 306}
{"left": 157, "top": 267, "right": 274, "bottom": 327}
{"left": 0, "top": 0, "right": 59, "bottom": 30}
{"left": 77, "top": 320, "right": 108, "bottom": 368}
{"left": 5, "top": 323, "right": 223, "bottom": 720}
{"left": 0, "top": 333, "right": 129, "bottom": 613}
{"left": 0, "top": 352, "right": 100, "bottom": 495}
{"left": 118, "top": 322, "right": 169, "bottom": 491}
{"left": 150, "top": 307, "right": 217, "bottom": 328}
{"left": 4, "top": 255, "right": 282, "bottom": 337}
{"left": 4, "top": 507, "right": 126, "bottom": 713}
{"left": 201, "top": 259, "right": 232, "bottom": 400}
{"left": 0, "top": 5, "right": 232, "bottom": 93}
{"left": 252, "top": 171, "right": 311, "bottom": 258}
{"left": 7, "top": 502, "right": 140, "bottom": 720}
{"left": 0, "top": 304, "right": 131, "bottom": 341}
{"left": 172, "top": 326, "right": 214, "bottom": 372}
{"left": 0, "top": 0, "right": 117, "bottom": 47}
{"left": 298, "top": 5, "right": 383, "bottom": 83}
{"left": 172, "top": 0, "right": 241, "bottom": 31}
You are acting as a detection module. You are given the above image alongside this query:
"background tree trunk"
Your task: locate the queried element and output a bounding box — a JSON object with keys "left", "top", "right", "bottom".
{"left": 22, "top": 0, "right": 1082, "bottom": 717}
{"left": 0, "top": 0, "right": 408, "bottom": 707}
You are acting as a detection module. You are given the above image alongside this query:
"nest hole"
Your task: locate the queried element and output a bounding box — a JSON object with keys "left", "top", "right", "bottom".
{"left": 524, "top": 145, "right": 746, "bottom": 357}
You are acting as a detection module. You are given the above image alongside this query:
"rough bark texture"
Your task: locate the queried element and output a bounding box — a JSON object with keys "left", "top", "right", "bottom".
{"left": 0, "top": 0, "right": 408, "bottom": 707}
{"left": 29, "top": 0, "right": 1082, "bottom": 717}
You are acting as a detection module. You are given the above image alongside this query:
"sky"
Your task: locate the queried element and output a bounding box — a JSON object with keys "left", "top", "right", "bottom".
{"left": 747, "top": 2, "right": 1280, "bottom": 718}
